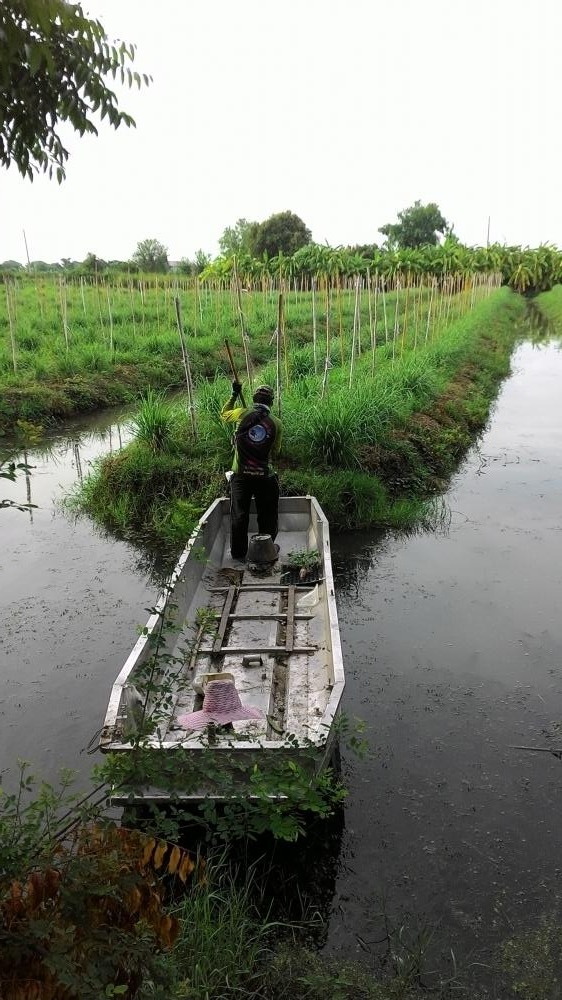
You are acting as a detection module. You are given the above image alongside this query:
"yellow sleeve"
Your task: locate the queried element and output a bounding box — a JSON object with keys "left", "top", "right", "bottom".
{"left": 220, "top": 400, "right": 247, "bottom": 424}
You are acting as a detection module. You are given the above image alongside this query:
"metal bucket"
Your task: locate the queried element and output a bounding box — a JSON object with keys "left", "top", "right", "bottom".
{"left": 247, "top": 534, "right": 278, "bottom": 564}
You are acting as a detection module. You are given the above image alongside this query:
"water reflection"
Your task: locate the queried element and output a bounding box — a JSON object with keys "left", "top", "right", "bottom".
{"left": 324, "top": 333, "right": 562, "bottom": 989}
{"left": 0, "top": 413, "right": 133, "bottom": 513}
{"left": 332, "top": 497, "right": 453, "bottom": 604}
{"left": 525, "top": 299, "right": 561, "bottom": 341}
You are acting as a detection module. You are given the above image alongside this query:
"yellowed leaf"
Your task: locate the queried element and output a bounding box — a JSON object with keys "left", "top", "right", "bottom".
{"left": 142, "top": 837, "right": 157, "bottom": 867}
{"left": 167, "top": 845, "right": 182, "bottom": 875}
{"left": 177, "top": 854, "right": 195, "bottom": 883}
{"left": 152, "top": 841, "right": 167, "bottom": 870}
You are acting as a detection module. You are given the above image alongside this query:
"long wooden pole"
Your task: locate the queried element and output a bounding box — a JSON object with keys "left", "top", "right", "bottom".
{"left": 311, "top": 276, "right": 318, "bottom": 374}
{"left": 224, "top": 339, "right": 247, "bottom": 407}
{"left": 174, "top": 297, "right": 197, "bottom": 438}
{"left": 276, "top": 291, "right": 283, "bottom": 418}
{"left": 232, "top": 256, "right": 253, "bottom": 389}
{"left": 5, "top": 283, "right": 17, "bottom": 373}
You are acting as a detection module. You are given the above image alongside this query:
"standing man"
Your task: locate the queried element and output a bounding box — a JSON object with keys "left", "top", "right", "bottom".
{"left": 221, "top": 382, "right": 283, "bottom": 561}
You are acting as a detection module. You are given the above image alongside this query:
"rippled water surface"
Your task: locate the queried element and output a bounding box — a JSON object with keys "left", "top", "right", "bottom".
{"left": 1, "top": 338, "right": 562, "bottom": 987}
{"left": 327, "top": 339, "right": 562, "bottom": 977}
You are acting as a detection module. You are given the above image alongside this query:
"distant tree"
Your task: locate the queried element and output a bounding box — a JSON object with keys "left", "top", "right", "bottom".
{"left": 0, "top": 0, "right": 150, "bottom": 182}
{"left": 28, "top": 260, "right": 60, "bottom": 272}
{"left": 176, "top": 258, "right": 193, "bottom": 275}
{"left": 83, "top": 252, "right": 107, "bottom": 273}
{"left": 379, "top": 201, "right": 448, "bottom": 249}
{"left": 346, "top": 243, "right": 379, "bottom": 260}
{"left": 218, "top": 218, "right": 260, "bottom": 257}
{"left": 192, "top": 249, "right": 211, "bottom": 274}
{"left": 251, "top": 211, "right": 312, "bottom": 258}
{"left": 132, "top": 239, "right": 169, "bottom": 273}
{"left": 60, "top": 257, "right": 80, "bottom": 272}
{"left": 0, "top": 260, "right": 23, "bottom": 271}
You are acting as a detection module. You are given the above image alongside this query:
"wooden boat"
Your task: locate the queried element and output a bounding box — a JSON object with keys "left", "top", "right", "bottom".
{"left": 99, "top": 495, "right": 345, "bottom": 803}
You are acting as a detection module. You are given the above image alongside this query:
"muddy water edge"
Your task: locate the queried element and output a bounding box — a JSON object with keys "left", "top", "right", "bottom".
{"left": 1, "top": 326, "right": 561, "bottom": 989}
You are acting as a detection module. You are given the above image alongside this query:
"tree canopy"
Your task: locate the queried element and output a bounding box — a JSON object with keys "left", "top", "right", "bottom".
{"left": 0, "top": 0, "right": 150, "bottom": 181}
{"left": 218, "top": 218, "right": 259, "bottom": 257}
{"left": 251, "top": 211, "right": 312, "bottom": 258}
{"left": 379, "top": 201, "right": 448, "bottom": 250}
{"left": 132, "top": 239, "right": 169, "bottom": 273}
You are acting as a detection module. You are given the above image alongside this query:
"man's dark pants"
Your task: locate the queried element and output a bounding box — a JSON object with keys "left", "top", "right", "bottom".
{"left": 230, "top": 473, "right": 280, "bottom": 559}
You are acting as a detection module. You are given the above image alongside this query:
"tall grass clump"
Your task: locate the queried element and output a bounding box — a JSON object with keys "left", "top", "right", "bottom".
{"left": 285, "top": 371, "right": 407, "bottom": 469}
{"left": 131, "top": 388, "right": 182, "bottom": 453}
{"left": 166, "top": 856, "right": 275, "bottom": 1000}
{"left": 282, "top": 469, "right": 389, "bottom": 528}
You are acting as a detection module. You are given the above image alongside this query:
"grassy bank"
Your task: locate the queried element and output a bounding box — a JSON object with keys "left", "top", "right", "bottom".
{"left": 535, "top": 283, "right": 562, "bottom": 327}
{"left": 69, "top": 288, "right": 526, "bottom": 554}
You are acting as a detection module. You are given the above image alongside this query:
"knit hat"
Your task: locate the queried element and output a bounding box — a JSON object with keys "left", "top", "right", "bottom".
{"left": 178, "top": 679, "right": 263, "bottom": 730}
{"left": 252, "top": 385, "right": 274, "bottom": 406}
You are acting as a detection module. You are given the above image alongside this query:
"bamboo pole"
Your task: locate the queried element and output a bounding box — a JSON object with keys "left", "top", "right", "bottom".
{"left": 321, "top": 278, "right": 331, "bottom": 399}
{"left": 174, "top": 297, "right": 197, "bottom": 438}
{"left": 425, "top": 278, "right": 435, "bottom": 344}
{"left": 232, "top": 257, "right": 253, "bottom": 389}
{"left": 106, "top": 283, "right": 114, "bottom": 355}
{"left": 280, "top": 282, "right": 289, "bottom": 390}
{"left": 349, "top": 276, "right": 360, "bottom": 388}
{"left": 413, "top": 275, "right": 423, "bottom": 354}
{"left": 436, "top": 277, "right": 443, "bottom": 339}
{"left": 155, "top": 276, "right": 160, "bottom": 335}
{"left": 59, "top": 277, "right": 69, "bottom": 354}
{"left": 356, "top": 276, "right": 362, "bottom": 357}
{"left": 381, "top": 277, "right": 389, "bottom": 345}
{"left": 311, "top": 276, "right": 318, "bottom": 374}
{"left": 139, "top": 279, "right": 146, "bottom": 336}
{"left": 369, "top": 270, "right": 378, "bottom": 373}
{"left": 401, "top": 273, "right": 410, "bottom": 355}
{"left": 95, "top": 280, "right": 105, "bottom": 343}
{"left": 392, "top": 276, "right": 400, "bottom": 363}
{"left": 337, "top": 279, "right": 344, "bottom": 368}
{"left": 128, "top": 281, "right": 137, "bottom": 340}
{"left": 5, "top": 282, "right": 17, "bottom": 373}
{"left": 276, "top": 291, "right": 283, "bottom": 418}
{"left": 36, "top": 278, "right": 45, "bottom": 324}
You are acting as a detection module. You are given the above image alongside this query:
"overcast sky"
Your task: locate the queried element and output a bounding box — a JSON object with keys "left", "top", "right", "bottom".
{"left": 2, "top": 0, "right": 561, "bottom": 264}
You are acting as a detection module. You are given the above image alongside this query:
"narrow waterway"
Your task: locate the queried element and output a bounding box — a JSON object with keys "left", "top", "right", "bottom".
{"left": 327, "top": 337, "right": 562, "bottom": 982}
{"left": 0, "top": 406, "right": 154, "bottom": 788}
{"left": 1, "top": 331, "right": 561, "bottom": 988}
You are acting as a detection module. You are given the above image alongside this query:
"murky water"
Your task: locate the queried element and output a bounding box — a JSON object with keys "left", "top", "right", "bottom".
{"left": 327, "top": 338, "right": 562, "bottom": 981}
{"left": 0, "top": 405, "right": 155, "bottom": 788}
{"left": 1, "top": 335, "right": 562, "bottom": 988}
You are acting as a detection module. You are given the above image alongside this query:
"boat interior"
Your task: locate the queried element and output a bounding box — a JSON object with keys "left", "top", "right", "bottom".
{"left": 108, "top": 497, "right": 341, "bottom": 750}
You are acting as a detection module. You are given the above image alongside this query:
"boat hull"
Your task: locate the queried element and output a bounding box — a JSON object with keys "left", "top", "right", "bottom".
{"left": 100, "top": 495, "right": 345, "bottom": 803}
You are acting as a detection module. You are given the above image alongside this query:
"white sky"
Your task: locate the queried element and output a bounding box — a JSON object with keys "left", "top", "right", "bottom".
{"left": 2, "top": 0, "right": 562, "bottom": 264}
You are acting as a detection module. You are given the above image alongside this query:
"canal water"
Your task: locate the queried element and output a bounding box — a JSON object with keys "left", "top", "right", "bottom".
{"left": 1, "top": 330, "right": 561, "bottom": 986}
{"left": 0, "top": 407, "right": 154, "bottom": 786}
{"left": 327, "top": 336, "right": 562, "bottom": 981}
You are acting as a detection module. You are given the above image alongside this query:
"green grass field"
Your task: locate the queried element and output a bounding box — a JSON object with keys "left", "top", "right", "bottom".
{"left": 0, "top": 271, "right": 496, "bottom": 431}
